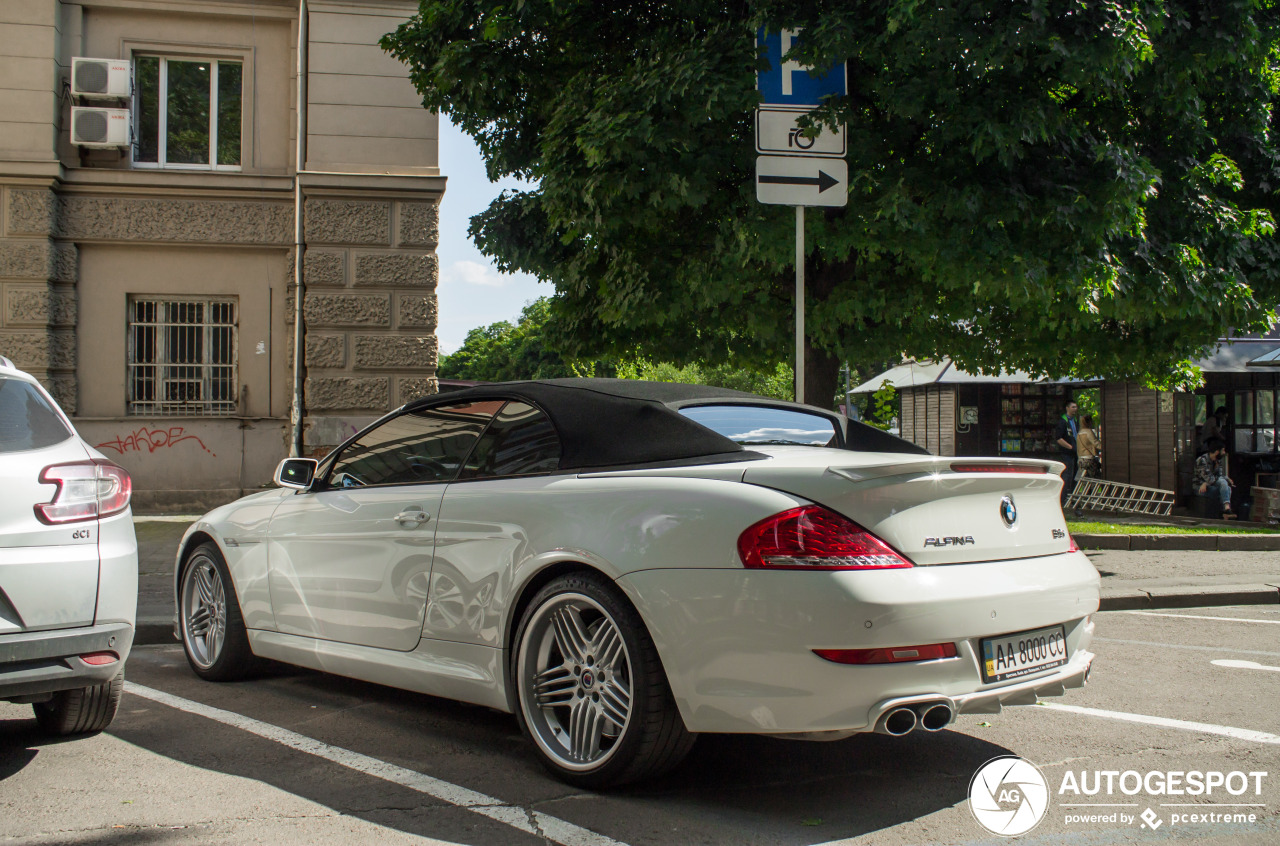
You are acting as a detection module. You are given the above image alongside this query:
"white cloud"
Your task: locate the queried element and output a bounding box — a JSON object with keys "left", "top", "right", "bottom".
{"left": 442, "top": 259, "right": 509, "bottom": 288}
{"left": 729, "top": 426, "right": 834, "bottom": 444}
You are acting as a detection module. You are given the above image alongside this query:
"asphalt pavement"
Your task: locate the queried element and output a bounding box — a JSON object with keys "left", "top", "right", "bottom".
{"left": 7, "top": 606, "right": 1279, "bottom": 844}
{"left": 133, "top": 516, "right": 1280, "bottom": 646}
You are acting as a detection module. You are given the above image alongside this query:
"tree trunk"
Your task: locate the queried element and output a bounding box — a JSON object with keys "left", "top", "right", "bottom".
{"left": 796, "top": 255, "right": 847, "bottom": 410}
{"left": 802, "top": 343, "right": 841, "bottom": 410}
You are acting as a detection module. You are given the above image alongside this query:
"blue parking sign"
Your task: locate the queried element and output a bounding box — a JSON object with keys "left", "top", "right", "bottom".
{"left": 757, "top": 27, "right": 847, "bottom": 107}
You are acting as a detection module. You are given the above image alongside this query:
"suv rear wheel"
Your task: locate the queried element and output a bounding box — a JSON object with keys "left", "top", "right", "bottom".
{"left": 33, "top": 671, "right": 123, "bottom": 735}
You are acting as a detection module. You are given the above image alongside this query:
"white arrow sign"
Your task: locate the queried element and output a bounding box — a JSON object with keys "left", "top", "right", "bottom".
{"left": 756, "top": 156, "right": 848, "bottom": 207}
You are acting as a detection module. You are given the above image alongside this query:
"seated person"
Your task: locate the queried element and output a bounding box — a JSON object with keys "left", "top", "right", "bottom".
{"left": 1192, "top": 436, "right": 1235, "bottom": 517}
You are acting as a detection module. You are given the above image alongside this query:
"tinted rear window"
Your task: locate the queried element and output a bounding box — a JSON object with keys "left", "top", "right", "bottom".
{"left": 679, "top": 405, "right": 839, "bottom": 446}
{"left": 0, "top": 376, "right": 73, "bottom": 453}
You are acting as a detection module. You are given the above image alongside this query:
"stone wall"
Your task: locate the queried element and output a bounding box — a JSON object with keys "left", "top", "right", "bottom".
{"left": 0, "top": 176, "right": 442, "bottom": 504}
{"left": 299, "top": 189, "right": 441, "bottom": 452}
{"left": 1, "top": 180, "right": 440, "bottom": 422}
{"left": 0, "top": 184, "right": 78, "bottom": 411}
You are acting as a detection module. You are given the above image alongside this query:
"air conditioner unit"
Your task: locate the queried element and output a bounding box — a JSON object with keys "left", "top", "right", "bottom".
{"left": 70, "top": 107, "right": 131, "bottom": 148}
{"left": 71, "top": 57, "right": 132, "bottom": 99}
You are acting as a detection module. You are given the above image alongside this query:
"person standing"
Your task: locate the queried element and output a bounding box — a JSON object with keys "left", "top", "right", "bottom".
{"left": 1054, "top": 400, "right": 1079, "bottom": 507}
{"left": 1076, "top": 413, "right": 1101, "bottom": 481}
{"left": 1193, "top": 436, "right": 1235, "bottom": 517}
{"left": 1200, "top": 405, "right": 1228, "bottom": 453}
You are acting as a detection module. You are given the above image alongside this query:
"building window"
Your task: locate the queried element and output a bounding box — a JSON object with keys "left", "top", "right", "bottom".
{"left": 128, "top": 298, "right": 238, "bottom": 416}
{"left": 1201, "top": 389, "right": 1279, "bottom": 455}
{"left": 134, "top": 56, "right": 241, "bottom": 169}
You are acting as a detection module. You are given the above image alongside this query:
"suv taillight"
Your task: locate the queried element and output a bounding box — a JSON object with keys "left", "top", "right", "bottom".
{"left": 737, "top": 505, "right": 913, "bottom": 570}
{"left": 34, "top": 459, "right": 132, "bottom": 524}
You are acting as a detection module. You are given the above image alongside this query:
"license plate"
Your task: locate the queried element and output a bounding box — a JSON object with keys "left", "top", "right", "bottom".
{"left": 981, "top": 624, "right": 1067, "bottom": 683}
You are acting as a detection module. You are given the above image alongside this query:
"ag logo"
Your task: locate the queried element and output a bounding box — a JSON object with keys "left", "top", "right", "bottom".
{"left": 969, "top": 756, "right": 1050, "bottom": 836}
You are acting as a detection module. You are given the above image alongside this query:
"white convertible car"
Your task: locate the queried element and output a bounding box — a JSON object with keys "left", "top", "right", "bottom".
{"left": 175, "top": 379, "right": 1099, "bottom": 787}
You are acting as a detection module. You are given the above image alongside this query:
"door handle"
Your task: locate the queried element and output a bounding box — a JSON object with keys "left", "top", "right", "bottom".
{"left": 395, "top": 508, "right": 430, "bottom": 528}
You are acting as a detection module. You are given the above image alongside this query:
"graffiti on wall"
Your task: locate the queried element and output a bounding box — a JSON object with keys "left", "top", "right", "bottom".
{"left": 96, "top": 426, "right": 217, "bottom": 458}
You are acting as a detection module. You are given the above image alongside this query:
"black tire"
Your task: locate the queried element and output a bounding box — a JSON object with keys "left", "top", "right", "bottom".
{"left": 511, "top": 571, "right": 695, "bottom": 788}
{"left": 34, "top": 670, "right": 123, "bottom": 735}
{"left": 178, "top": 541, "right": 262, "bottom": 681}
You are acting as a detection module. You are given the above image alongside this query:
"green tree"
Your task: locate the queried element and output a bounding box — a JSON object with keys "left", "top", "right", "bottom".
{"left": 610, "top": 356, "right": 793, "bottom": 399}
{"left": 387, "top": 1, "right": 1280, "bottom": 409}
{"left": 442, "top": 297, "right": 793, "bottom": 394}
{"left": 438, "top": 298, "right": 577, "bottom": 381}
{"left": 861, "top": 381, "right": 900, "bottom": 432}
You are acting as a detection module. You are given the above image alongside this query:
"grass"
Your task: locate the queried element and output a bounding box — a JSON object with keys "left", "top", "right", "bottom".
{"left": 1066, "top": 520, "right": 1279, "bottom": 536}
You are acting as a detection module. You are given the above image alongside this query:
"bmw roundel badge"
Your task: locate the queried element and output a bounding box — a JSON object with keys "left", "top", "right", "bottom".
{"left": 1000, "top": 494, "right": 1017, "bottom": 528}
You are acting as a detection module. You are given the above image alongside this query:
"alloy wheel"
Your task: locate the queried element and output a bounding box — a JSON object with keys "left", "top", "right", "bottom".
{"left": 517, "top": 592, "right": 634, "bottom": 771}
{"left": 181, "top": 553, "right": 227, "bottom": 670}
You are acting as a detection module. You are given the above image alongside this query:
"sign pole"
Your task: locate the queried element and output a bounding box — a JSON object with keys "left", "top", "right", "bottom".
{"left": 795, "top": 204, "right": 804, "bottom": 405}
{"left": 753, "top": 26, "right": 847, "bottom": 407}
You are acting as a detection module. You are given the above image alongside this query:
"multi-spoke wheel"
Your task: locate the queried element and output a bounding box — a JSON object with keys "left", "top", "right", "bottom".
{"left": 513, "top": 572, "right": 694, "bottom": 788}
{"left": 179, "top": 542, "right": 260, "bottom": 681}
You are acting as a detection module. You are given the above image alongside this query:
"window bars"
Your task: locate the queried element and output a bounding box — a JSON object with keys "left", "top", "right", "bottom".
{"left": 1064, "top": 477, "right": 1175, "bottom": 516}
{"left": 128, "top": 297, "right": 237, "bottom": 416}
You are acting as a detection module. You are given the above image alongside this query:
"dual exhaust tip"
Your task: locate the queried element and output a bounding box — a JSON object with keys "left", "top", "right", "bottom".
{"left": 877, "top": 701, "right": 954, "bottom": 736}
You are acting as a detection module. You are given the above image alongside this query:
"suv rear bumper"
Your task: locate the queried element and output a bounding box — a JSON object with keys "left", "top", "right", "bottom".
{"left": 0, "top": 622, "right": 133, "bottom": 700}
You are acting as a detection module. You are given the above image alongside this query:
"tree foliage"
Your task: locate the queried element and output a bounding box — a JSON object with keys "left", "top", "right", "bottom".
{"left": 609, "top": 358, "right": 793, "bottom": 400}
{"left": 386, "top": 1, "right": 1280, "bottom": 408}
{"left": 440, "top": 297, "right": 793, "bottom": 396}
{"left": 438, "top": 298, "right": 576, "bottom": 381}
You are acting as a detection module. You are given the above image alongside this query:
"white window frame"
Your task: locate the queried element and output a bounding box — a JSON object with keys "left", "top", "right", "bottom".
{"left": 132, "top": 55, "right": 242, "bottom": 172}
{"left": 127, "top": 296, "right": 239, "bottom": 417}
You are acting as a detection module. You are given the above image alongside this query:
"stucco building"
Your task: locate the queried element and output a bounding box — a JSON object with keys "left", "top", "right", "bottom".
{"left": 1, "top": 0, "right": 443, "bottom": 510}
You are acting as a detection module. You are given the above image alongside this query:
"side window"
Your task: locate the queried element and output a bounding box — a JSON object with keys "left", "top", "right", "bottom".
{"left": 460, "top": 401, "right": 561, "bottom": 479}
{"left": 326, "top": 402, "right": 498, "bottom": 488}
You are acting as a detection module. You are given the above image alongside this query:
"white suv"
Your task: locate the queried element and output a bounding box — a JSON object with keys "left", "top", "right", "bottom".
{"left": 0, "top": 355, "right": 137, "bottom": 734}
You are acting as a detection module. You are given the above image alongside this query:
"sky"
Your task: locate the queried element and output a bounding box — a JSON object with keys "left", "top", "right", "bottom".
{"left": 435, "top": 119, "right": 546, "bottom": 355}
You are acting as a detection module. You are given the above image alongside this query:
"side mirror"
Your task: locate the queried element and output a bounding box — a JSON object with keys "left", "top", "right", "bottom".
{"left": 274, "top": 458, "right": 318, "bottom": 490}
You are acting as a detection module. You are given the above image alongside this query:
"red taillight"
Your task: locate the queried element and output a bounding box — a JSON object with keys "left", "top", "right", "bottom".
{"left": 1068, "top": 534, "right": 1080, "bottom": 553}
{"left": 949, "top": 462, "right": 1049, "bottom": 474}
{"left": 80, "top": 652, "right": 119, "bottom": 666}
{"left": 34, "top": 459, "right": 132, "bottom": 524}
{"left": 737, "top": 505, "right": 912, "bottom": 570}
{"left": 814, "top": 642, "right": 958, "bottom": 664}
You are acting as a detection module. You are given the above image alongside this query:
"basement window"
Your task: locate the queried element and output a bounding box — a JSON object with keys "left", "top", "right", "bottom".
{"left": 128, "top": 297, "right": 238, "bottom": 416}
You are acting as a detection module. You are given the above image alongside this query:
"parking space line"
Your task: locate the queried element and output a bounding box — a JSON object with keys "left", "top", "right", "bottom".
{"left": 125, "top": 683, "right": 626, "bottom": 846}
{"left": 1037, "top": 702, "right": 1280, "bottom": 745}
{"left": 1212, "top": 659, "right": 1280, "bottom": 673}
{"left": 1125, "top": 611, "right": 1280, "bottom": 625}
{"left": 1093, "top": 637, "right": 1280, "bottom": 658}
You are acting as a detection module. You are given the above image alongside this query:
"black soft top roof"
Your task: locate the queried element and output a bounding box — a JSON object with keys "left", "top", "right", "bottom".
{"left": 405, "top": 379, "right": 751, "bottom": 469}
{"left": 403, "top": 378, "right": 926, "bottom": 470}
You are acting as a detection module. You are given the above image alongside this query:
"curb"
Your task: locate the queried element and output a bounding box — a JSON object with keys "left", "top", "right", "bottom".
{"left": 1099, "top": 583, "right": 1280, "bottom": 611}
{"left": 1077, "top": 533, "right": 1280, "bottom": 551}
{"left": 135, "top": 618, "right": 175, "bottom": 647}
